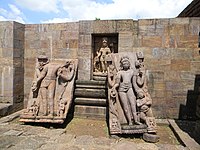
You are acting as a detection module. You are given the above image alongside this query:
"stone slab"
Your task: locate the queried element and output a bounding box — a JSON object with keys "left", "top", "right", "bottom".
{"left": 74, "top": 105, "right": 106, "bottom": 119}
{"left": 75, "top": 97, "right": 107, "bottom": 106}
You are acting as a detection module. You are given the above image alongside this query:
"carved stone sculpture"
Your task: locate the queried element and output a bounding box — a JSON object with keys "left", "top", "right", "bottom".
{"left": 93, "top": 37, "right": 111, "bottom": 74}
{"left": 20, "top": 55, "right": 78, "bottom": 123}
{"left": 108, "top": 52, "right": 159, "bottom": 142}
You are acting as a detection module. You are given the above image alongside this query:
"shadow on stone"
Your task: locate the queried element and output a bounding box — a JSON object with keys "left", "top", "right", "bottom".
{"left": 177, "top": 74, "right": 200, "bottom": 144}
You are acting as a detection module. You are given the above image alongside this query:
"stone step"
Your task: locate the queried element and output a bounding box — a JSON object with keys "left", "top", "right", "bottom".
{"left": 74, "top": 88, "right": 107, "bottom": 98}
{"left": 93, "top": 72, "right": 107, "bottom": 81}
{"left": 74, "top": 97, "right": 107, "bottom": 106}
{"left": 76, "top": 84, "right": 106, "bottom": 89}
{"left": 93, "top": 75, "right": 107, "bottom": 81}
{"left": 76, "top": 80, "right": 106, "bottom": 86}
{"left": 74, "top": 105, "right": 106, "bottom": 120}
{"left": 0, "top": 103, "right": 12, "bottom": 117}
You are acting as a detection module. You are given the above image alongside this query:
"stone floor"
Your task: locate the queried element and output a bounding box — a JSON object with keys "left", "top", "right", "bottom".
{"left": 0, "top": 111, "right": 198, "bottom": 150}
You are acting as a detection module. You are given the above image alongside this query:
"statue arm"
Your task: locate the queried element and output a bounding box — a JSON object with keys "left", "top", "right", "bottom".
{"left": 112, "top": 72, "right": 120, "bottom": 89}
{"left": 36, "top": 67, "right": 47, "bottom": 83}
{"left": 136, "top": 70, "right": 145, "bottom": 87}
{"left": 132, "top": 75, "right": 140, "bottom": 95}
{"left": 97, "top": 49, "right": 102, "bottom": 57}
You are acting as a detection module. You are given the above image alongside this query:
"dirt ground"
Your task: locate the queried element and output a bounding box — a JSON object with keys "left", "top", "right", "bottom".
{"left": 65, "top": 117, "right": 180, "bottom": 145}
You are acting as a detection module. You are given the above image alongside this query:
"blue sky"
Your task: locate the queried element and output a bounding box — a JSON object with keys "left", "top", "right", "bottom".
{"left": 0, "top": 0, "right": 193, "bottom": 24}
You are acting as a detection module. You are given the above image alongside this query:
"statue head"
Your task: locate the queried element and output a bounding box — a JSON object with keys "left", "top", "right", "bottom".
{"left": 102, "top": 37, "right": 108, "bottom": 47}
{"left": 120, "top": 56, "right": 130, "bottom": 70}
{"left": 37, "top": 55, "right": 49, "bottom": 66}
{"left": 136, "top": 51, "right": 144, "bottom": 63}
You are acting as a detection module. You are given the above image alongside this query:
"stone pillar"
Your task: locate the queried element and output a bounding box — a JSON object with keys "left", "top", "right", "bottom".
{"left": 78, "top": 21, "right": 93, "bottom": 80}
{"left": 0, "top": 21, "right": 24, "bottom": 115}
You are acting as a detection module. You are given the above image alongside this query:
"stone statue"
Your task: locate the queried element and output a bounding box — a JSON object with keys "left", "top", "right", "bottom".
{"left": 108, "top": 52, "right": 159, "bottom": 142}
{"left": 94, "top": 37, "right": 111, "bottom": 74}
{"left": 20, "top": 55, "right": 78, "bottom": 124}
{"left": 111, "top": 56, "right": 141, "bottom": 126}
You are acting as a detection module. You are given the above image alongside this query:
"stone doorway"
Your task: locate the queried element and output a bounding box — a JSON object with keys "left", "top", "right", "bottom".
{"left": 92, "top": 33, "right": 118, "bottom": 79}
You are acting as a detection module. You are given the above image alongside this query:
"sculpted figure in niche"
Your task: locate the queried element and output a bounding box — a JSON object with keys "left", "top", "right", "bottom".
{"left": 112, "top": 56, "right": 141, "bottom": 125}
{"left": 94, "top": 37, "right": 111, "bottom": 73}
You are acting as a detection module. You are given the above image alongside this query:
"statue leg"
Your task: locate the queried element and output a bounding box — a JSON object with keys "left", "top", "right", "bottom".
{"left": 101, "top": 61, "right": 106, "bottom": 73}
{"left": 127, "top": 89, "right": 141, "bottom": 125}
{"left": 48, "top": 80, "right": 56, "bottom": 116}
{"left": 119, "top": 91, "right": 133, "bottom": 125}
{"left": 146, "top": 107, "right": 153, "bottom": 117}
{"left": 104, "top": 61, "right": 108, "bottom": 73}
{"left": 40, "top": 87, "right": 48, "bottom": 116}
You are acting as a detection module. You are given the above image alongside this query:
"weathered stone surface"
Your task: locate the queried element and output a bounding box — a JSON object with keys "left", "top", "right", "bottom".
{"left": 1, "top": 17, "right": 200, "bottom": 119}
{"left": 107, "top": 52, "right": 158, "bottom": 141}
{"left": 74, "top": 105, "right": 106, "bottom": 119}
{"left": 20, "top": 57, "right": 78, "bottom": 123}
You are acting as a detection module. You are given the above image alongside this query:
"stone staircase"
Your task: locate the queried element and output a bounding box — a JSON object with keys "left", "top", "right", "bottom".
{"left": 74, "top": 77, "right": 108, "bottom": 120}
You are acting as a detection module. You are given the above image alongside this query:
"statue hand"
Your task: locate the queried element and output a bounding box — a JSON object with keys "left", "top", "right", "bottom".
{"left": 57, "top": 68, "right": 62, "bottom": 76}
{"left": 31, "top": 81, "right": 38, "bottom": 91}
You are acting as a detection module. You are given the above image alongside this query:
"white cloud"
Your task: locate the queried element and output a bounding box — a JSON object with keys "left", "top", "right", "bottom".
{"left": 41, "top": 17, "right": 72, "bottom": 23}
{"left": 15, "top": 0, "right": 60, "bottom": 13}
{"left": 58, "top": 0, "right": 193, "bottom": 20}
{"left": 0, "top": 4, "right": 25, "bottom": 23}
{"left": 2, "top": 0, "right": 192, "bottom": 23}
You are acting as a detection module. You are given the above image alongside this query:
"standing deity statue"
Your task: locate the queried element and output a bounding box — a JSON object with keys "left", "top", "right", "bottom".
{"left": 111, "top": 56, "right": 141, "bottom": 125}
{"left": 108, "top": 52, "right": 159, "bottom": 142}
{"left": 94, "top": 37, "right": 111, "bottom": 73}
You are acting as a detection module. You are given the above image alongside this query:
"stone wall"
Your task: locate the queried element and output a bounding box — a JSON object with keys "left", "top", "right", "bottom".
{"left": 78, "top": 20, "right": 137, "bottom": 80}
{"left": 0, "top": 22, "right": 13, "bottom": 103}
{"left": 133, "top": 18, "right": 200, "bottom": 119}
{"left": 24, "top": 23, "right": 79, "bottom": 105}
{"left": 0, "top": 21, "right": 24, "bottom": 114}
{"left": 1, "top": 18, "right": 200, "bottom": 119}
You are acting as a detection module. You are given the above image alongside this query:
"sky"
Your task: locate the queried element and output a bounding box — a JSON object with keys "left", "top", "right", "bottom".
{"left": 0, "top": 0, "right": 193, "bottom": 24}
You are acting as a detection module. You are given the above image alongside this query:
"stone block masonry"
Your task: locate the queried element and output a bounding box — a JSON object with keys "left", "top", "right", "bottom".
{"left": 0, "top": 21, "right": 24, "bottom": 116}
{"left": 1, "top": 18, "right": 200, "bottom": 119}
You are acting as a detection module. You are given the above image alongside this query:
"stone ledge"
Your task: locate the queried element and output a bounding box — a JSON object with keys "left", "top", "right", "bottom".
{"left": 74, "top": 88, "right": 107, "bottom": 98}
{"left": 76, "top": 84, "right": 106, "bottom": 89}
{"left": 74, "top": 105, "right": 106, "bottom": 120}
{"left": 75, "top": 97, "right": 107, "bottom": 106}
{"left": 0, "top": 109, "right": 24, "bottom": 123}
{"left": 0, "top": 103, "right": 12, "bottom": 117}
{"left": 168, "top": 119, "right": 200, "bottom": 150}
{"left": 76, "top": 80, "right": 106, "bottom": 85}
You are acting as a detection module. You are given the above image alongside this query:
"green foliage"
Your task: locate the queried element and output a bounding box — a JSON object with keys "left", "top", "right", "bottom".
{"left": 95, "top": 17, "right": 100, "bottom": 20}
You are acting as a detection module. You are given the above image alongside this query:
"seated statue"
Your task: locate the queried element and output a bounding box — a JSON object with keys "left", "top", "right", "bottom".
{"left": 108, "top": 52, "right": 159, "bottom": 142}
{"left": 20, "top": 55, "right": 78, "bottom": 124}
